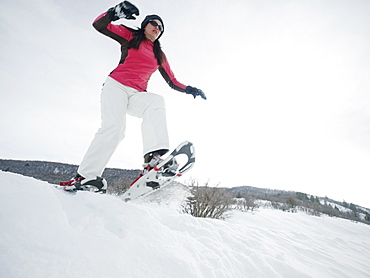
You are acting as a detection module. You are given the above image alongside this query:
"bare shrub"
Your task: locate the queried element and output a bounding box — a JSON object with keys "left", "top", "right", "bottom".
{"left": 182, "top": 179, "right": 234, "bottom": 219}
{"left": 235, "top": 193, "right": 258, "bottom": 212}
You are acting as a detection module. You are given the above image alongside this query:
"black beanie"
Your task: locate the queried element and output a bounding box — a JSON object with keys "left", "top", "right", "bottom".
{"left": 141, "top": 14, "right": 164, "bottom": 40}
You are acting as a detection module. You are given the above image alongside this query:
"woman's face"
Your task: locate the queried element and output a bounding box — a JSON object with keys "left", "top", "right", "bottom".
{"left": 144, "top": 19, "right": 163, "bottom": 42}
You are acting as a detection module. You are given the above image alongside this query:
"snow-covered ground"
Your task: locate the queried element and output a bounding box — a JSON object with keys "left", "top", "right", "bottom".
{"left": 1, "top": 171, "right": 369, "bottom": 278}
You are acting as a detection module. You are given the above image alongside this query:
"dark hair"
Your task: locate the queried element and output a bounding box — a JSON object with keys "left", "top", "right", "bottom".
{"left": 127, "top": 28, "right": 165, "bottom": 66}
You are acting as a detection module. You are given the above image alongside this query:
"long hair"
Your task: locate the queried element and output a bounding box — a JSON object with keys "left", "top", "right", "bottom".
{"left": 127, "top": 28, "right": 165, "bottom": 66}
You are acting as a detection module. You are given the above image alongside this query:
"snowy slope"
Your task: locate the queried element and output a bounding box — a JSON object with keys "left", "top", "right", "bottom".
{"left": 0, "top": 171, "right": 369, "bottom": 278}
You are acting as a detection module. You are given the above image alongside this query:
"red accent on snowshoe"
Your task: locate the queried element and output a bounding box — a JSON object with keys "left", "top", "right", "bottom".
{"left": 129, "top": 175, "right": 142, "bottom": 187}
{"left": 59, "top": 177, "right": 84, "bottom": 186}
{"left": 59, "top": 181, "right": 71, "bottom": 186}
{"left": 63, "top": 186, "right": 74, "bottom": 192}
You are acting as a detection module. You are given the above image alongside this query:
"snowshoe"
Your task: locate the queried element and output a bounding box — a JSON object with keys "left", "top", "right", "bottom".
{"left": 121, "top": 141, "right": 195, "bottom": 202}
{"left": 60, "top": 175, "right": 107, "bottom": 194}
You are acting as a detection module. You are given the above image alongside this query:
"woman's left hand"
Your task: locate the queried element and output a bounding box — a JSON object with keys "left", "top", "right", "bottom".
{"left": 185, "top": 86, "right": 207, "bottom": 100}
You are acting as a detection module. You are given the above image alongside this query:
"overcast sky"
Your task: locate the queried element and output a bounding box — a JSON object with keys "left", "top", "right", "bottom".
{"left": 1, "top": 0, "right": 370, "bottom": 208}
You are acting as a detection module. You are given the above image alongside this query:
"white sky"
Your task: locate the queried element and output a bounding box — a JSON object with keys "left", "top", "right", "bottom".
{"left": 1, "top": 0, "right": 370, "bottom": 208}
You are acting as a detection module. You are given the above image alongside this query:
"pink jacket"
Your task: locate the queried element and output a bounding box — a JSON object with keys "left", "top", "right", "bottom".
{"left": 93, "top": 13, "right": 187, "bottom": 92}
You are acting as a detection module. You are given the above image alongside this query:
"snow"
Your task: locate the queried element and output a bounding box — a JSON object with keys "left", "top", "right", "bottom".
{"left": 1, "top": 171, "right": 369, "bottom": 278}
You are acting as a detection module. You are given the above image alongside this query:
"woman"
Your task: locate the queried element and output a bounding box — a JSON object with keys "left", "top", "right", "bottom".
{"left": 61, "top": 1, "right": 206, "bottom": 192}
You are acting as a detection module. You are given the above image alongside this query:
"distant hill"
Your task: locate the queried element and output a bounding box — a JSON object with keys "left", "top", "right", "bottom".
{"left": 226, "top": 185, "right": 370, "bottom": 225}
{"left": 1, "top": 159, "right": 369, "bottom": 225}
{"left": 0, "top": 159, "right": 140, "bottom": 195}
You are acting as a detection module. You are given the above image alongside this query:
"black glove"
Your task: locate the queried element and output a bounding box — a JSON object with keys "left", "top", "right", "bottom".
{"left": 185, "top": 86, "right": 207, "bottom": 100}
{"left": 107, "top": 1, "right": 139, "bottom": 21}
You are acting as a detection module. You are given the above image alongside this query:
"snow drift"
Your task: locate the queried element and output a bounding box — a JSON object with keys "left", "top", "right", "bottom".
{"left": 0, "top": 171, "right": 369, "bottom": 278}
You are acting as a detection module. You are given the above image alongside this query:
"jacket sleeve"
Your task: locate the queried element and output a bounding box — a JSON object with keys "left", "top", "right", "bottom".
{"left": 92, "top": 12, "right": 133, "bottom": 44}
{"left": 159, "top": 56, "right": 187, "bottom": 92}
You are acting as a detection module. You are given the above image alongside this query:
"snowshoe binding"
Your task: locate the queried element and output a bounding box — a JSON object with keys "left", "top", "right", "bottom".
{"left": 60, "top": 174, "right": 107, "bottom": 194}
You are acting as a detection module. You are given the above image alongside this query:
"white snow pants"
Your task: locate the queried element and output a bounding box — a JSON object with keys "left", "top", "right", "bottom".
{"left": 78, "top": 76, "right": 169, "bottom": 179}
